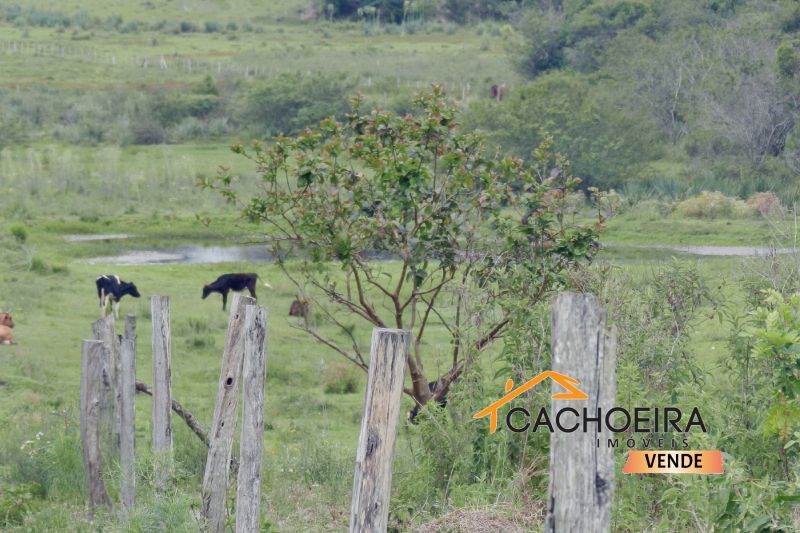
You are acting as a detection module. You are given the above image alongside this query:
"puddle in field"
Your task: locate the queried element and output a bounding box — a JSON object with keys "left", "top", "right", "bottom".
{"left": 84, "top": 242, "right": 794, "bottom": 265}
{"left": 626, "top": 244, "right": 797, "bottom": 257}
{"left": 64, "top": 233, "right": 131, "bottom": 242}
{"left": 87, "top": 245, "right": 275, "bottom": 265}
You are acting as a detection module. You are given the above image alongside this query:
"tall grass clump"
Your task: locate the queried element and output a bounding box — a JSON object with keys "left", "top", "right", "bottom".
{"left": 676, "top": 191, "right": 753, "bottom": 219}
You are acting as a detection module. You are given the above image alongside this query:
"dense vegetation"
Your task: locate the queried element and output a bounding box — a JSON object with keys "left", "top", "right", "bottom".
{"left": 1, "top": 0, "right": 799, "bottom": 531}
{"left": 5, "top": 0, "right": 800, "bottom": 202}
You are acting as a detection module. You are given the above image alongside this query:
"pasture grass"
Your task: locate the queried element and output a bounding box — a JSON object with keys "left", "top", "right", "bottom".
{"left": 0, "top": 228, "right": 476, "bottom": 530}
{"left": 0, "top": 13, "right": 517, "bottom": 93}
{"left": 0, "top": 208, "right": 766, "bottom": 530}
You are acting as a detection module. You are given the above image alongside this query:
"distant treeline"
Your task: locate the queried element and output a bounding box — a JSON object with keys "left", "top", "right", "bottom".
{"left": 317, "top": 0, "right": 534, "bottom": 23}
{"left": 0, "top": 1, "right": 530, "bottom": 32}
{"left": 463, "top": 0, "right": 800, "bottom": 201}
{"left": 0, "top": 4, "right": 264, "bottom": 34}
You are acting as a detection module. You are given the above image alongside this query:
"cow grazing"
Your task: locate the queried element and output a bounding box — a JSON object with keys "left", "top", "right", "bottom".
{"left": 408, "top": 380, "right": 449, "bottom": 423}
{"left": 490, "top": 83, "right": 507, "bottom": 102}
{"left": 289, "top": 299, "right": 309, "bottom": 318}
{"left": 96, "top": 275, "right": 141, "bottom": 319}
{"left": 202, "top": 273, "right": 271, "bottom": 311}
{"left": 0, "top": 312, "right": 15, "bottom": 345}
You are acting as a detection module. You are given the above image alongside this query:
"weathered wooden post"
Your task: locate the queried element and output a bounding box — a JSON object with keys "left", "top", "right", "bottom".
{"left": 349, "top": 328, "right": 409, "bottom": 533}
{"left": 202, "top": 294, "right": 255, "bottom": 533}
{"left": 151, "top": 296, "right": 172, "bottom": 489}
{"left": 92, "top": 315, "right": 121, "bottom": 454}
{"left": 235, "top": 305, "right": 268, "bottom": 533}
{"left": 547, "top": 292, "right": 617, "bottom": 533}
{"left": 80, "top": 339, "right": 112, "bottom": 511}
{"left": 120, "top": 315, "right": 137, "bottom": 510}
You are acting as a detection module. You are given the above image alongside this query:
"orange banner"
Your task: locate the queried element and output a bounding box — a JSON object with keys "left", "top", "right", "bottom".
{"left": 623, "top": 450, "right": 723, "bottom": 474}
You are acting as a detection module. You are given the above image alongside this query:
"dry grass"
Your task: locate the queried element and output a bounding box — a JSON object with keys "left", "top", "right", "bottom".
{"left": 415, "top": 501, "right": 545, "bottom": 533}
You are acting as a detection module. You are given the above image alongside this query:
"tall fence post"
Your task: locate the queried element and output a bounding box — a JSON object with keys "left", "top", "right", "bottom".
{"left": 349, "top": 328, "right": 409, "bottom": 533}
{"left": 92, "top": 315, "right": 120, "bottom": 455}
{"left": 235, "top": 305, "right": 269, "bottom": 533}
{"left": 547, "top": 292, "right": 617, "bottom": 533}
{"left": 151, "top": 296, "right": 172, "bottom": 489}
{"left": 120, "top": 315, "right": 137, "bottom": 511}
{"left": 80, "top": 339, "right": 112, "bottom": 511}
{"left": 202, "top": 293, "right": 255, "bottom": 533}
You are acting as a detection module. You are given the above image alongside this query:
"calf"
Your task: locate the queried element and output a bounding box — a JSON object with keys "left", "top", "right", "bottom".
{"left": 0, "top": 312, "right": 15, "bottom": 345}
{"left": 202, "top": 273, "right": 270, "bottom": 311}
{"left": 96, "top": 275, "right": 141, "bottom": 319}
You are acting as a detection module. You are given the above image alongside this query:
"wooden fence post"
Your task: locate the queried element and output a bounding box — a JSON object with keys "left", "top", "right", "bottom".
{"left": 151, "top": 296, "right": 172, "bottom": 489}
{"left": 92, "top": 315, "right": 121, "bottom": 454}
{"left": 235, "top": 305, "right": 268, "bottom": 533}
{"left": 120, "top": 315, "right": 137, "bottom": 511}
{"left": 547, "top": 292, "right": 617, "bottom": 533}
{"left": 202, "top": 293, "right": 255, "bottom": 533}
{"left": 80, "top": 339, "right": 111, "bottom": 511}
{"left": 349, "top": 328, "right": 409, "bottom": 533}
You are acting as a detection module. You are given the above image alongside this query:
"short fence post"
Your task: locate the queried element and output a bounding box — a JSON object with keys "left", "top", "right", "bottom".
{"left": 80, "top": 339, "right": 112, "bottom": 511}
{"left": 120, "top": 316, "right": 137, "bottom": 511}
{"left": 547, "top": 292, "right": 617, "bottom": 533}
{"left": 235, "top": 305, "right": 268, "bottom": 533}
{"left": 92, "top": 315, "right": 121, "bottom": 454}
{"left": 151, "top": 296, "right": 172, "bottom": 489}
{"left": 202, "top": 293, "right": 255, "bottom": 533}
{"left": 349, "top": 328, "right": 409, "bottom": 533}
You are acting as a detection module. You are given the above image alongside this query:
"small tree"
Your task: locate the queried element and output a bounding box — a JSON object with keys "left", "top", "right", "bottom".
{"left": 207, "top": 87, "right": 601, "bottom": 409}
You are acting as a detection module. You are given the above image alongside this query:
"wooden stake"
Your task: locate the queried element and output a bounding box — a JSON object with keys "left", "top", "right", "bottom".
{"left": 202, "top": 294, "right": 255, "bottom": 533}
{"left": 80, "top": 340, "right": 111, "bottom": 511}
{"left": 235, "top": 305, "right": 268, "bottom": 533}
{"left": 349, "top": 328, "right": 409, "bottom": 533}
{"left": 546, "top": 293, "right": 616, "bottom": 533}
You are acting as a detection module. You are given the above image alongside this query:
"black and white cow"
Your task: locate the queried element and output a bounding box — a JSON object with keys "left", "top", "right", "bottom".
{"left": 202, "top": 273, "right": 271, "bottom": 311}
{"left": 96, "top": 275, "right": 141, "bottom": 318}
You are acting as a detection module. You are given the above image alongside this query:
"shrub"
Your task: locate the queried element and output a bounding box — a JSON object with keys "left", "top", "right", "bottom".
{"left": 239, "top": 72, "right": 356, "bottom": 136}
{"left": 130, "top": 119, "right": 167, "bottom": 145}
{"left": 204, "top": 20, "right": 222, "bottom": 33}
{"left": 676, "top": 191, "right": 753, "bottom": 219}
{"left": 746, "top": 192, "right": 784, "bottom": 217}
{"left": 9, "top": 223, "right": 27, "bottom": 243}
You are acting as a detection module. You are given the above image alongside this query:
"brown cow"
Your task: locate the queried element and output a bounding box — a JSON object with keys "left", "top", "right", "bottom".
{"left": 289, "top": 299, "right": 309, "bottom": 318}
{"left": 490, "top": 83, "right": 507, "bottom": 102}
{"left": 0, "top": 312, "right": 15, "bottom": 345}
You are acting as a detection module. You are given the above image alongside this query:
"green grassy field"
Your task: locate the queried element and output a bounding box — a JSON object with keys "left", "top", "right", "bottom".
{"left": 0, "top": 247, "right": 477, "bottom": 530}
{"left": 0, "top": 207, "right": 772, "bottom": 530}
{"left": 2, "top": 1, "right": 799, "bottom": 530}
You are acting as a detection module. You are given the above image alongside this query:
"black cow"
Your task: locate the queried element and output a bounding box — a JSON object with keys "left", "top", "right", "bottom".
{"left": 408, "top": 380, "right": 449, "bottom": 423}
{"left": 202, "top": 273, "right": 270, "bottom": 311}
{"left": 96, "top": 275, "right": 140, "bottom": 318}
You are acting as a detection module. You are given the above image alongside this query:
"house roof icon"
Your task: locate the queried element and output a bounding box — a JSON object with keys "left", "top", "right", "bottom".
{"left": 473, "top": 370, "right": 588, "bottom": 433}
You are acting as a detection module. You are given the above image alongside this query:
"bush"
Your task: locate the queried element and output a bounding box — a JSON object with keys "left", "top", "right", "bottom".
{"left": 746, "top": 192, "right": 784, "bottom": 217}
{"left": 204, "top": 20, "right": 222, "bottom": 33}
{"left": 130, "top": 119, "right": 167, "bottom": 145}
{"left": 676, "top": 191, "right": 753, "bottom": 219}
{"left": 240, "top": 72, "right": 356, "bottom": 136}
{"left": 9, "top": 224, "right": 27, "bottom": 243}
